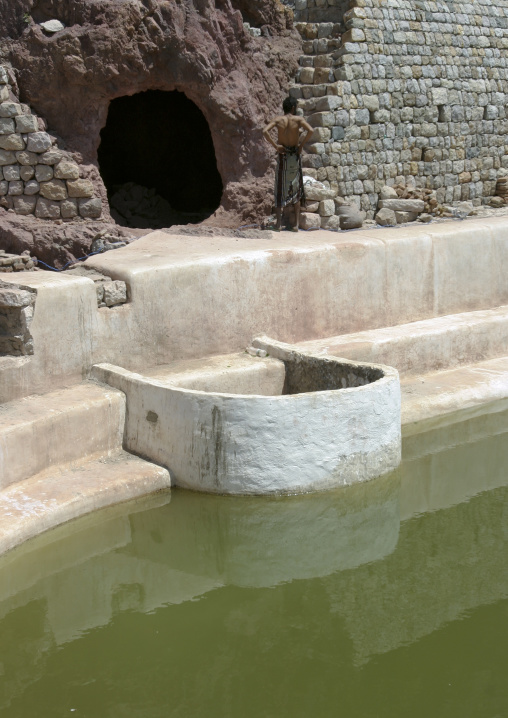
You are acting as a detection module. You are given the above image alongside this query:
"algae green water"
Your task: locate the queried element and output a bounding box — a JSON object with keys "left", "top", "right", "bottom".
{"left": 1, "top": 405, "right": 508, "bottom": 718}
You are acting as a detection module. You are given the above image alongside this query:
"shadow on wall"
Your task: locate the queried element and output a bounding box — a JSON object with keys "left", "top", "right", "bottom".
{"left": 97, "top": 90, "right": 224, "bottom": 230}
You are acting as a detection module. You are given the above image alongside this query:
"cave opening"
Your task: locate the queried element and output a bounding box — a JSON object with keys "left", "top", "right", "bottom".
{"left": 98, "top": 90, "right": 224, "bottom": 229}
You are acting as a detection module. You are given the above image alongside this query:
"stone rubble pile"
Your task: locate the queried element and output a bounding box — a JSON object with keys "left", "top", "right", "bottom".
{"left": 110, "top": 183, "right": 206, "bottom": 229}
{"left": 0, "top": 65, "right": 102, "bottom": 221}
{"left": 0, "top": 249, "right": 38, "bottom": 272}
{"left": 291, "top": 0, "right": 508, "bottom": 228}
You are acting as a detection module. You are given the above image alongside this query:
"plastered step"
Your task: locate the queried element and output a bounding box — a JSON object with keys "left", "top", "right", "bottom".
{"left": 0, "top": 450, "right": 171, "bottom": 556}
{"left": 141, "top": 351, "right": 286, "bottom": 396}
{"left": 296, "top": 305, "right": 508, "bottom": 377}
{"left": 0, "top": 382, "right": 125, "bottom": 489}
{"left": 401, "top": 356, "right": 508, "bottom": 432}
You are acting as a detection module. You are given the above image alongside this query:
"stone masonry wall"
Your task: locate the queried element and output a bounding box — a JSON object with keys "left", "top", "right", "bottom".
{"left": 291, "top": 0, "right": 508, "bottom": 222}
{"left": 0, "top": 65, "right": 102, "bottom": 221}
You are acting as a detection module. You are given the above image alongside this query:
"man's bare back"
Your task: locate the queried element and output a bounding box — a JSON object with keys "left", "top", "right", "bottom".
{"left": 263, "top": 113, "right": 313, "bottom": 154}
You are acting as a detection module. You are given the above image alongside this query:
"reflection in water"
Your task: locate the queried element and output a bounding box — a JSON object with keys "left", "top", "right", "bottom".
{"left": 1, "top": 406, "right": 508, "bottom": 717}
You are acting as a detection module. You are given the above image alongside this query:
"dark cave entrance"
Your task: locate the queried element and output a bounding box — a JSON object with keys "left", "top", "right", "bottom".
{"left": 98, "top": 90, "right": 224, "bottom": 229}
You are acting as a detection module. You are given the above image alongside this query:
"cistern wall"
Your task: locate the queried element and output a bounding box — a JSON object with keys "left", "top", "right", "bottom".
{"left": 294, "top": 0, "right": 508, "bottom": 217}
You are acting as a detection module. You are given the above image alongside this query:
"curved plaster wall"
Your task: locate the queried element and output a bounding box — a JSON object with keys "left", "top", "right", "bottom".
{"left": 93, "top": 341, "right": 401, "bottom": 495}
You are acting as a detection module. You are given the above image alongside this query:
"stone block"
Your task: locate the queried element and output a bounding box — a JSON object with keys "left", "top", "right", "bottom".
{"left": 379, "top": 185, "right": 397, "bottom": 200}
{"left": 19, "top": 165, "right": 34, "bottom": 181}
{"left": 320, "top": 215, "right": 340, "bottom": 230}
{"left": 0, "top": 134, "right": 24, "bottom": 151}
{"left": 61, "top": 198, "right": 78, "bottom": 218}
{"left": 15, "top": 114, "right": 39, "bottom": 133}
{"left": 0, "top": 180, "right": 7, "bottom": 196}
{"left": 315, "top": 96, "right": 341, "bottom": 112}
{"left": 8, "top": 181, "right": 23, "bottom": 196}
{"left": 299, "top": 212, "right": 321, "bottom": 230}
{"left": 24, "top": 180, "right": 40, "bottom": 195}
{"left": 0, "top": 86, "right": 9, "bottom": 102}
{"left": 314, "top": 67, "right": 331, "bottom": 84}
{"left": 371, "top": 109, "right": 390, "bottom": 123}
{"left": 430, "top": 87, "right": 448, "bottom": 105}
{"left": 39, "top": 179, "right": 67, "bottom": 201}
{"left": 0, "top": 67, "right": 8, "bottom": 84}
{"left": 354, "top": 108, "right": 370, "bottom": 125}
{"left": 13, "top": 195, "right": 37, "bottom": 215}
{"left": 362, "top": 95, "right": 379, "bottom": 112}
{"left": 3, "top": 165, "right": 20, "bottom": 181}
{"left": 26, "top": 132, "right": 52, "bottom": 153}
{"left": 35, "top": 197, "right": 61, "bottom": 219}
{"left": 304, "top": 183, "right": 335, "bottom": 202}
{"left": 379, "top": 199, "right": 425, "bottom": 212}
{"left": 305, "top": 201, "right": 319, "bottom": 213}
{"left": 15, "top": 151, "right": 38, "bottom": 165}
{"left": 342, "top": 28, "right": 365, "bottom": 43}
{"left": 319, "top": 199, "right": 335, "bottom": 216}
{"left": 54, "top": 161, "right": 80, "bottom": 180}
{"left": 38, "top": 148, "right": 64, "bottom": 165}
{"left": 0, "top": 118, "right": 15, "bottom": 135}
{"left": 0, "top": 102, "right": 22, "bottom": 118}
{"left": 300, "top": 68, "right": 315, "bottom": 84}
{"left": 335, "top": 109, "right": 350, "bottom": 127}
{"left": 0, "top": 288, "right": 33, "bottom": 307}
{"left": 395, "top": 211, "right": 419, "bottom": 224}
{"left": 35, "top": 164, "right": 54, "bottom": 182}
{"left": 375, "top": 208, "right": 396, "bottom": 226}
{"left": 68, "top": 179, "right": 94, "bottom": 198}
{"left": 78, "top": 197, "right": 102, "bottom": 218}
{"left": 484, "top": 105, "right": 499, "bottom": 120}
{"left": 103, "top": 281, "right": 127, "bottom": 307}
{"left": 308, "top": 111, "right": 335, "bottom": 128}
{"left": 311, "top": 127, "right": 331, "bottom": 143}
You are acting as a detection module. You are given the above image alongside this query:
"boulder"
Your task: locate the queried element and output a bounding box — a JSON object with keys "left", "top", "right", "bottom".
{"left": 379, "top": 185, "right": 398, "bottom": 200}
{"left": 337, "top": 205, "right": 365, "bottom": 230}
{"left": 40, "top": 20, "right": 65, "bottom": 33}
{"left": 375, "top": 207, "right": 396, "bottom": 226}
{"left": 395, "top": 211, "right": 419, "bottom": 223}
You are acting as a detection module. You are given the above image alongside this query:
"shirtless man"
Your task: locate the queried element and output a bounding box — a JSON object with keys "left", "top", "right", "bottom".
{"left": 263, "top": 96, "right": 313, "bottom": 231}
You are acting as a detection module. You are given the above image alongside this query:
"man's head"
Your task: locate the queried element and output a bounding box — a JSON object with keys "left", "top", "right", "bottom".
{"left": 283, "top": 96, "right": 298, "bottom": 115}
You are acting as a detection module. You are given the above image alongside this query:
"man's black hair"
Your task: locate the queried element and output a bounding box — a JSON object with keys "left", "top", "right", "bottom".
{"left": 283, "top": 96, "right": 298, "bottom": 114}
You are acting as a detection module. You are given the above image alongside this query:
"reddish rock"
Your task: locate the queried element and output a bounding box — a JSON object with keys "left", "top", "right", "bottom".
{"left": 1, "top": 0, "right": 301, "bottom": 228}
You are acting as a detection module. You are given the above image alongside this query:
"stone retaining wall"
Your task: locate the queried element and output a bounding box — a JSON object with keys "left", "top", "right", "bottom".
{"left": 0, "top": 65, "right": 102, "bottom": 222}
{"left": 291, "top": 0, "right": 508, "bottom": 220}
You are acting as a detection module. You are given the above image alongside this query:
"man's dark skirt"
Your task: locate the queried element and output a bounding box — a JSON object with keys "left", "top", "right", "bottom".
{"left": 274, "top": 146, "right": 306, "bottom": 208}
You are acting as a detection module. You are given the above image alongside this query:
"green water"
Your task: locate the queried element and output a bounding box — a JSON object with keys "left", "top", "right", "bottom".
{"left": 1, "top": 406, "right": 508, "bottom": 718}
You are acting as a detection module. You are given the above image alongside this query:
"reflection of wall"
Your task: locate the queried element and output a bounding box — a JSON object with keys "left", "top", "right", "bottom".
{"left": 0, "top": 408, "right": 508, "bottom": 709}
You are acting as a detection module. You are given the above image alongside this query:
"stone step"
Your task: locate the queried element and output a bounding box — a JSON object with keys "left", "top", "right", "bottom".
{"left": 140, "top": 351, "right": 285, "bottom": 396}
{"left": 0, "top": 450, "right": 171, "bottom": 555}
{"left": 0, "top": 382, "right": 126, "bottom": 489}
{"left": 295, "top": 305, "right": 508, "bottom": 378}
{"left": 401, "top": 356, "right": 508, "bottom": 430}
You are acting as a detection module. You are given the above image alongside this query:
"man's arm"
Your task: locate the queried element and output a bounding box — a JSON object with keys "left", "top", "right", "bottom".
{"left": 297, "top": 119, "right": 314, "bottom": 154}
{"left": 263, "top": 119, "right": 285, "bottom": 154}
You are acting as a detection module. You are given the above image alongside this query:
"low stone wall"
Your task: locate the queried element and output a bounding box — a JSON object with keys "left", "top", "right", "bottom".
{"left": 291, "top": 0, "right": 508, "bottom": 221}
{"left": 0, "top": 65, "right": 102, "bottom": 221}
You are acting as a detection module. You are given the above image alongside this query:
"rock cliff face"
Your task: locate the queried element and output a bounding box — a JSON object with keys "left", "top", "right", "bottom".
{"left": 0, "top": 0, "right": 300, "bottom": 230}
